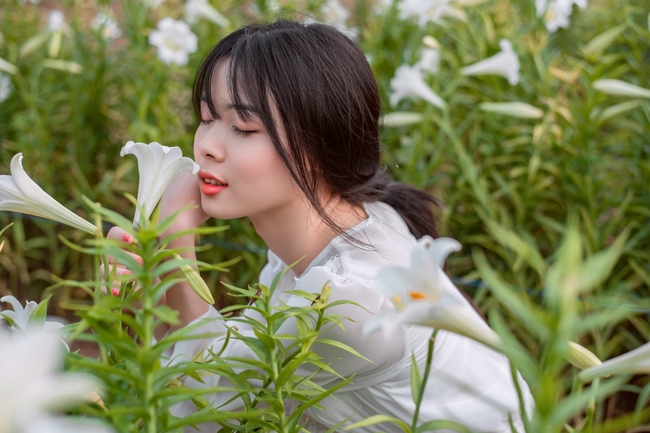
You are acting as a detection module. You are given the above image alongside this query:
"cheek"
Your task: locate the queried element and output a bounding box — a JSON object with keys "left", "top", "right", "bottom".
{"left": 233, "top": 145, "right": 295, "bottom": 193}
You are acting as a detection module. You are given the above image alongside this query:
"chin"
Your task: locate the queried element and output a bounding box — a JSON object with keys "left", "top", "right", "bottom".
{"left": 201, "top": 202, "right": 245, "bottom": 220}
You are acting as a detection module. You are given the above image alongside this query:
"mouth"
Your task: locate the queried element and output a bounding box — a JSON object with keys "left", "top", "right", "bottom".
{"left": 198, "top": 170, "right": 228, "bottom": 195}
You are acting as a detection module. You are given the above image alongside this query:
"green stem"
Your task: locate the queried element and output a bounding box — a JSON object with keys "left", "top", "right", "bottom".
{"left": 510, "top": 361, "right": 531, "bottom": 433}
{"left": 140, "top": 240, "right": 156, "bottom": 433}
{"left": 571, "top": 376, "right": 584, "bottom": 427}
{"left": 586, "top": 378, "right": 599, "bottom": 433}
{"left": 412, "top": 329, "right": 439, "bottom": 432}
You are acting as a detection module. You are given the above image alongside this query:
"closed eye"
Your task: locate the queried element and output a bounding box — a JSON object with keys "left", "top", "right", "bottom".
{"left": 232, "top": 126, "right": 256, "bottom": 137}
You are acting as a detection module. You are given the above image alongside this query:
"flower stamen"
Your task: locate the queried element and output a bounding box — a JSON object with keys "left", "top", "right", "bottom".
{"left": 407, "top": 290, "right": 428, "bottom": 301}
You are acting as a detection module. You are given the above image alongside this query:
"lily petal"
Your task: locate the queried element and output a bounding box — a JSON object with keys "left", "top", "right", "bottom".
{"left": 369, "top": 236, "right": 503, "bottom": 351}
{"left": 0, "top": 154, "right": 97, "bottom": 235}
{"left": 422, "top": 236, "right": 462, "bottom": 269}
{"left": 0, "top": 330, "right": 105, "bottom": 433}
{"left": 120, "top": 141, "right": 199, "bottom": 228}
{"left": 461, "top": 39, "right": 520, "bottom": 85}
{"left": 390, "top": 65, "right": 447, "bottom": 109}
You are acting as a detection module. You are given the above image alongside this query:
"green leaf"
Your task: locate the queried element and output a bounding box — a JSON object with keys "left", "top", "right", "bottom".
{"left": 314, "top": 339, "right": 374, "bottom": 363}
{"left": 593, "top": 100, "right": 643, "bottom": 123}
{"left": 276, "top": 351, "right": 312, "bottom": 389}
{"left": 582, "top": 24, "right": 627, "bottom": 57}
{"left": 343, "top": 415, "right": 410, "bottom": 432}
{"left": 574, "top": 228, "right": 629, "bottom": 293}
{"left": 416, "top": 420, "right": 474, "bottom": 433}
{"left": 27, "top": 295, "right": 51, "bottom": 325}
{"left": 410, "top": 353, "right": 422, "bottom": 404}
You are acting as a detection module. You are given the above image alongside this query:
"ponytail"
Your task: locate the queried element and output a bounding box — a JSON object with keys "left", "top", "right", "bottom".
{"left": 340, "top": 168, "right": 439, "bottom": 241}
{"left": 380, "top": 182, "right": 439, "bottom": 240}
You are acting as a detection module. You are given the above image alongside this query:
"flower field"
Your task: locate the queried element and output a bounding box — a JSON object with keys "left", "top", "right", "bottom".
{"left": 1, "top": 0, "right": 650, "bottom": 432}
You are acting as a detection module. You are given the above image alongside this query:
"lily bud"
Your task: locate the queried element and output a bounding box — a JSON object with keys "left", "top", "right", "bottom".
{"left": 593, "top": 79, "right": 650, "bottom": 99}
{"left": 479, "top": 102, "right": 544, "bottom": 119}
{"left": 566, "top": 342, "right": 601, "bottom": 370}
{"left": 171, "top": 253, "right": 214, "bottom": 305}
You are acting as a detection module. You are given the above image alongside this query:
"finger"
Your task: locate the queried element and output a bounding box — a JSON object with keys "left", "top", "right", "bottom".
{"left": 105, "top": 250, "right": 144, "bottom": 267}
{"left": 99, "top": 263, "right": 132, "bottom": 280}
{"left": 107, "top": 226, "right": 136, "bottom": 244}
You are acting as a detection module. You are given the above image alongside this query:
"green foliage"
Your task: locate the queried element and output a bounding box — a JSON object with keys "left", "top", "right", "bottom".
{"left": 53, "top": 201, "right": 357, "bottom": 432}
{"left": 1, "top": 0, "right": 650, "bottom": 431}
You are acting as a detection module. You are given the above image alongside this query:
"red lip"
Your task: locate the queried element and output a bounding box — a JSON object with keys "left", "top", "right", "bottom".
{"left": 198, "top": 170, "right": 227, "bottom": 185}
{"left": 198, "top": 170, "right": 228, "bottom": 196}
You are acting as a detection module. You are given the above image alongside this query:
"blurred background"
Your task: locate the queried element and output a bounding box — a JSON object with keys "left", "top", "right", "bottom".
{"left": 0, "top": 0, "right": 649, "bottom": 418}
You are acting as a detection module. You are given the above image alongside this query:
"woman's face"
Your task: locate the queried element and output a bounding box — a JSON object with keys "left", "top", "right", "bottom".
{"left": 193, "top": 62, "right": 301, "bottom": 221}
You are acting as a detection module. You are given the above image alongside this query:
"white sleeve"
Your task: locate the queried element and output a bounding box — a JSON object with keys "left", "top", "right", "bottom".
{"left": 280, "top": 266, "right": 406, "bottom": 387}
{"left": 164, "top": 266, "right": 406, "bottom": 415}
{"left": 161, "top": 306, "right": 260, "bottom": 417}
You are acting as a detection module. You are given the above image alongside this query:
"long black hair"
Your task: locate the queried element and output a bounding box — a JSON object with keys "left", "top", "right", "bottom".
{"left": 193, "top": 20, "right": 438, "bottom": 240}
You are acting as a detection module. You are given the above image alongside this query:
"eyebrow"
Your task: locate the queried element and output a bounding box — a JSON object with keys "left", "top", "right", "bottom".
{"left": 226, "top": 103, "right": 258, "bottom": 115}
{"left": 199, "top": 94, "right": 259, "bottom": 117}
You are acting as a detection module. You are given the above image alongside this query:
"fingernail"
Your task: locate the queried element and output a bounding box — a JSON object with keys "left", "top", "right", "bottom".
{"left": 111, "top": 288, "right": 120, "bottom": 296}
{"left": 135, "top": 256, "right": 143, "bottom": 265}
{"left": 122, "top": 234, "right": 134, "bottom": 243}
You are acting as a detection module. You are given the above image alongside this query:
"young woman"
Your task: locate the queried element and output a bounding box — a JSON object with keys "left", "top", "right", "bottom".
{"left": 108, "top": 20, "right": 532, "bottom": 432}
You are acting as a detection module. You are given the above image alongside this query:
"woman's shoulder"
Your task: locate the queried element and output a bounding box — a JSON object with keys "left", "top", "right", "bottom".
{"left": 332, "top": 201, "right": 417, "bottom": 280}
{"left": 260, "top": 201, "right": 418, "bottom": 289}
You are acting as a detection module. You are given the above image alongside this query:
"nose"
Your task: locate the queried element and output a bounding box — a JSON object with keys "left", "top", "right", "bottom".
{"left": 194, "top": 123, "right": 226, "bottom": 163}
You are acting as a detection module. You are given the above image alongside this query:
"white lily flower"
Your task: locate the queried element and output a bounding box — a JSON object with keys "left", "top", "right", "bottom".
{"left": 302, "top": 0, "right": 357, "bottom": 40}
{"left": 578, "top": 341, "right": 650, "bottom": 383}
{"left": 322, "top": 0, "right": 350, "bottom": 26}
{"left": 390, "top": 64, "right": 447, "bottom": 110}
{"left": 1, "top": 296, "right": 65, "bottom": 332}
{"left": 398, "top": 0, "right": 452, "bottom": 28}
{"left": 593, "top": 79, "right": 650, "bottom": 99}
{"left": 185, "top": 0, "right": 229, "bottom": 27}
{"left": 536, "top": 0, "right": 587, "bottom": 33}
{"left": 148, "top": 18, "right": 198, "bottom": 66}
{"left": 0, "top": 330, "right": 106, "bottom": 433}
{"left": 415, "top": 47, "right": 440, "bottom": 75}
{"left": 249, "top": 0, "right": 280, "bottom": 15}
{"left": 91, "top": 13, "right": 121, "bottom": 41}
{"left": 461, "top": 39, "right": 521, "bottom": 85}
{"left": 0, "top": 72, "right": 11, "bottom": 102}
{"left": 120, "top": 141, "right": 200, "bottom": 227}
{"left": 47, "top": 10, "right": 65, "bottom": 31}
{"left": 479, "top": 102, "right": 544, "bottom": 119}
{"left": 364, "top": 236, "right": 503, "bottom": 351}
{"left": 0, "top": 154, "right": 97, "bottom": 235}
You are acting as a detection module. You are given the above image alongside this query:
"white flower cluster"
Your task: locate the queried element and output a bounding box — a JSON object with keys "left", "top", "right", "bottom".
{"left": 397, "top": 0, "right": 452, "bottom": 28}
{"left": 536, "top": 0, "right": 588, "bottom": 33}
{"left": 47, "top": 10, "right": 65, "bottom": 31}
{"left": 149, "top": 18, "right": 198, "bottom": 66}
{"left": 149, "top": 0, "right": 231, "bottom": 66}
{"left": 91, "top": 13, "right": 121, "bottom": 41}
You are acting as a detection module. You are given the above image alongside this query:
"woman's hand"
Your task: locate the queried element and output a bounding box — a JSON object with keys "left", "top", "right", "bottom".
{"left": 100, "top": 171, "right": 212, "bottom": 331}
{"left": 99, "top": 226, "right": 151, "bottom": 296}
{"left": 159, "top": 171, "right": 209, "bottom": 232}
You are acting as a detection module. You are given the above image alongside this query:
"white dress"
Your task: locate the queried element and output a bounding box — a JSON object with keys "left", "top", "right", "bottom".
{"left": 167, "top": 201, "right": 533, "bottom": 432}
